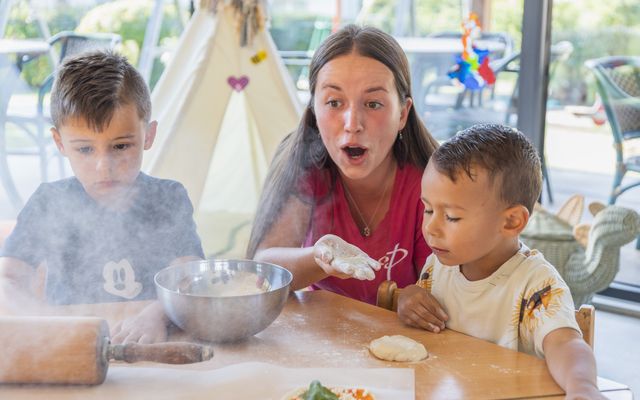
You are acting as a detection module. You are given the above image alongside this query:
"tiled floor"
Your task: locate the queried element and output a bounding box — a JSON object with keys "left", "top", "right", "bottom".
{"left": 594, "top": 301, "right": 640, "bottom": 396}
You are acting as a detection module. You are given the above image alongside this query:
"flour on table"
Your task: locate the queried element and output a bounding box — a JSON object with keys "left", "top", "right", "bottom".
{"left": 368, "top": 335, "right": 428, "bottom": 362}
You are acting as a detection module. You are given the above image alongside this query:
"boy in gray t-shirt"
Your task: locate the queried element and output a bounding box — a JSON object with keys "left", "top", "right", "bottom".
{"left": 0, "top": 51, "right": 204, "bottom": 344}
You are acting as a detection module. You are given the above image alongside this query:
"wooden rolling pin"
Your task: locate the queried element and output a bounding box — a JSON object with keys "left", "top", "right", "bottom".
{"left": 0, "top": 316, "right": 214, "bottom": 385}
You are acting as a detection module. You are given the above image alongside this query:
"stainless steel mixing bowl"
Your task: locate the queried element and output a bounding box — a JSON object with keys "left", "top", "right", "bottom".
{"left": 155, "top": 259, "right": 292, "bottom": 342}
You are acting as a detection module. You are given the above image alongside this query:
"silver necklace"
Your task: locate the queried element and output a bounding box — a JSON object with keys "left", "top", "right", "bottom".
{"left": 342, "top": 170, "right": 393, "bottom": 237}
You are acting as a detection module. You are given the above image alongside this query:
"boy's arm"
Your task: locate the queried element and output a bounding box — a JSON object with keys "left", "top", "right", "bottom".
{"left": 0, "top": 257, "right": 49, "bottom": 315}
{"left": 253, "top": 195, "right": 330, "bottom": 290}
{"left": 542, "top": 327, "right": 606, "bottom": 399}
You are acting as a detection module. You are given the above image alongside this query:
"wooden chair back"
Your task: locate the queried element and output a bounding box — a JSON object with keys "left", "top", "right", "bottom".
{"left": 575, "top": 304, "right": 595, "bottom": 348}
{"left": 376, "top": 281, "right": 595, "bottom": 348}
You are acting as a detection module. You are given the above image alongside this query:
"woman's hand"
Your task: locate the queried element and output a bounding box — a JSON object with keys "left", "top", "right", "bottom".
{"left": 313, "top": 234, "right": 381, "bottom": 280}
{"left": 397, "top": 284, "right": 448, "bottom": 333}
{"left": 110, "top": 301, "right": 169, "bottom": 344}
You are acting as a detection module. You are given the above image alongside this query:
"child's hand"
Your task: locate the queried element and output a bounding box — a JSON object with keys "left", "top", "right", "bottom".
{"left": 110, "top": 301, "right": 169, "bottom": 344}
{"left": 313, "top": 234, "right": 381, "bottom": 280}
{"left": 397, "top": 284, "right": 448, "bottom": 333}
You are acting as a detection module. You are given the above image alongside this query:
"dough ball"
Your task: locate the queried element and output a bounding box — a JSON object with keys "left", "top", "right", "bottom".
{"left": 369, "top": 335, "right": 428, "bottom": 362}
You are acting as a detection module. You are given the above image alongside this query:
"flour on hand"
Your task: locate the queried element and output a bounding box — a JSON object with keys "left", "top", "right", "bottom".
{"left": 314, "top": 234, "right": 380, "bottom": 280}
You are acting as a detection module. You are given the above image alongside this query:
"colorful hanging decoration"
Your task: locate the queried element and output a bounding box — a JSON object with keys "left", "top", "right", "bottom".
{"left": 448, "top": 12, "right": 496, "bottom": 90}
{"left": 250, "top": 50, "right": 267, "bottom": 64}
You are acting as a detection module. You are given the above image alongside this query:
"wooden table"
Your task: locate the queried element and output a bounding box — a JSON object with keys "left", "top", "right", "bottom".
{"left": 1, "top": 290, "right": 632, "bottom": 399}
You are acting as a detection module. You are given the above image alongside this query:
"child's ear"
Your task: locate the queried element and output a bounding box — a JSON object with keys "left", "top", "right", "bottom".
{"left": 502, "top": 205, "right": 530, "bottom": 237}
{"left": 143, "top": 120, "right": 158, "bottom": 150}
{"left": 51, "top": 128, "right": 66, "bottom": 156}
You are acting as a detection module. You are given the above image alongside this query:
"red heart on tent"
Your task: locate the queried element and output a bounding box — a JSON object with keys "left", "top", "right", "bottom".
{"left": 227, "top": 75, "right": 249, "bottom": 92}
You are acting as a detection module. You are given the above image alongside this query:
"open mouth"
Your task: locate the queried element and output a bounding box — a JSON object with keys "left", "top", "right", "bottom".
{"left": 342, "top": 146, "right": 366, "bottom": 159}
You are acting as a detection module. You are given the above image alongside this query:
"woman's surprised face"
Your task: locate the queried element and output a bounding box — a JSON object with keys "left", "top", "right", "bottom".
{"left": 313, "top": 52, "right": 411, "bottom": 180}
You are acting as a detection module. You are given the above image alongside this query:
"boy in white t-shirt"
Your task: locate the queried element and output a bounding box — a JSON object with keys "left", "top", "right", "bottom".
{"left": 398, "top": 124, "right": 604, "bottom": 399}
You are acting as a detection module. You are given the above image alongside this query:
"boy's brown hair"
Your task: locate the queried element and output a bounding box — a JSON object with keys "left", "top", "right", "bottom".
{"left": 50, "top": 51, "right": 151, "bottom": 131}
{"left": 431, "top": 123, "right": 542, "bottom": 213}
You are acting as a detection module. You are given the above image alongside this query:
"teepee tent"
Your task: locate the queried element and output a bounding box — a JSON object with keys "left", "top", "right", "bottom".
{"left": 143, "top": 0, "right": 302, "bottom": 256}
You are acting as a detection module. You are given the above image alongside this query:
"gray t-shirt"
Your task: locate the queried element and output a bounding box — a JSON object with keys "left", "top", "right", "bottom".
{"left": 1, "top": 173, "right": 204, "bottom": 304}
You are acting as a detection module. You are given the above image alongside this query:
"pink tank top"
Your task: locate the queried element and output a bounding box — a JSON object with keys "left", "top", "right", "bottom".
{"left": 301, "top": 164, "right": 431, "bottom": 304}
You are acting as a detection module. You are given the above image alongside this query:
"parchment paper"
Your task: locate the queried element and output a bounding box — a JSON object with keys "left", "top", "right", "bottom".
{"left": 0, "top": 362, "right": 414, "bottom": 400}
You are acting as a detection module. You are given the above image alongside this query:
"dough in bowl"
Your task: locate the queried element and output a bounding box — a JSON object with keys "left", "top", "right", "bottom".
{"left": 369, "top": 335, "right": 428, "bottom": 362}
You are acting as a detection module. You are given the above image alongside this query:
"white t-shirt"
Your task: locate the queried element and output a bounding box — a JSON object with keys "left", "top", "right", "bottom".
{"left": 420, "top": 244, "right": 580, "bottom": 357}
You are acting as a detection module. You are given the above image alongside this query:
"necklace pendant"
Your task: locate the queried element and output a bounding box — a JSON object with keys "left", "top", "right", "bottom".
{"left": 363, "top": 227, "right": 371, "bottom": 237}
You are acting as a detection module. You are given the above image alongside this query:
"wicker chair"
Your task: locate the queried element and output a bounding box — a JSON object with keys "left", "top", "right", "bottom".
{"left": 521, "top": 205, "right": 640, "bottom": 306}
{"left": 585, "top": 56, "right": 640, "bottom": 249}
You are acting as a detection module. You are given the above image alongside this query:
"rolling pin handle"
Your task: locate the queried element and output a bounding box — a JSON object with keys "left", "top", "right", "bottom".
{"left": 109, "top": 342, "right": 215, "bottom": 364}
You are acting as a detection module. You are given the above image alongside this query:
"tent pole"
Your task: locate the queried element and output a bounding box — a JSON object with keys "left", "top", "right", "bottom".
{"left": 139, "top": 0, "right": 165, "bottom": 83}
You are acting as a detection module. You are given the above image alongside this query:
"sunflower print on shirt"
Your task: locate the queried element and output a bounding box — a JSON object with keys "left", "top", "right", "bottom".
{"left": 417, "top": 263, "right": 433, "bottom": 291}
{"left": 512, "top": 277, "right": 564, "bottom": 348}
